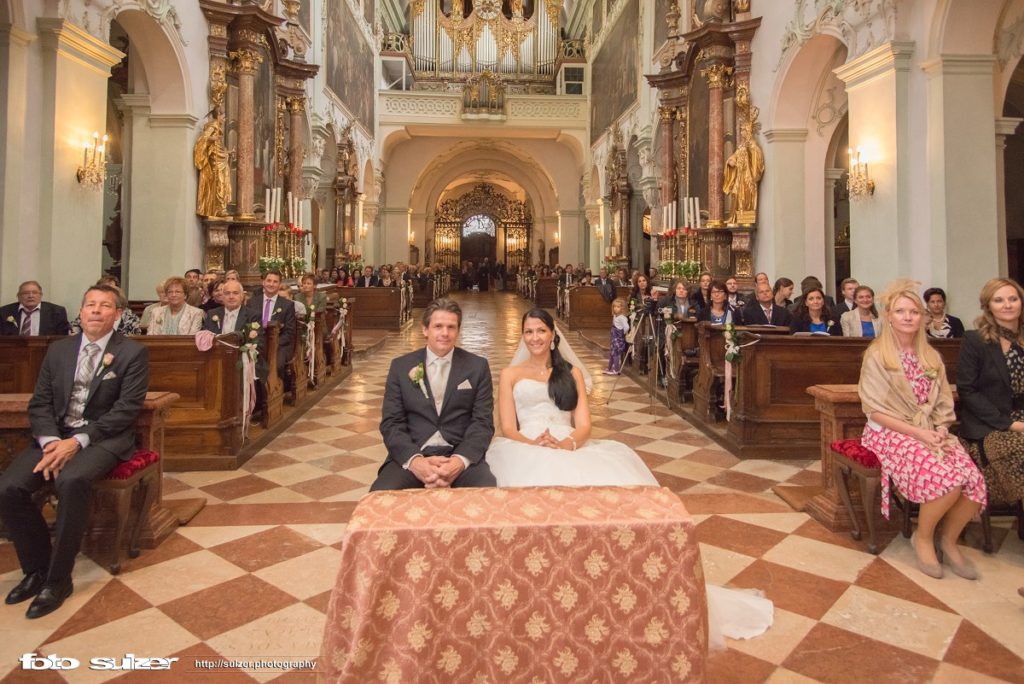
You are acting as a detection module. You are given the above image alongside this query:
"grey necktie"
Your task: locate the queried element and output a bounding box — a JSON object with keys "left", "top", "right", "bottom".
{"left": 429, "top": 357, "right": 449, "bottom": 412}
{"left": 65, "top": 343, "right": 100, "bottom": 427}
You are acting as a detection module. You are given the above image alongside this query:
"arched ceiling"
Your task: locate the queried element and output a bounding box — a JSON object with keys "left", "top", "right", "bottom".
{"left": 380, "top": 0, "right": 584, "bottom": 38}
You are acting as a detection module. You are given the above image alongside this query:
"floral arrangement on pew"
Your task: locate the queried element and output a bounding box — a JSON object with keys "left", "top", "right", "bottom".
{"left": 303, "top": 302, "right": 318, "bottom": 387}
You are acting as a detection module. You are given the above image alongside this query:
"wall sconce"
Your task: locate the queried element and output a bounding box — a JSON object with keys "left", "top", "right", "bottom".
{"left": 409, "top": 230, "right": 415, "bottom": 245}
{"left": 77, "top": 131, "right": 107, "bottom": 189}
{"left": 553, "top": 230, "right": 560, "bottom": 244}
{"left": 594, "top": 224, "right": 603, "bottom": 241}
{"left": 359, "top": 222, "right": 368, "bottom": 239}
{"left": 847, "top": 147, "right": 875, "bottom": 200}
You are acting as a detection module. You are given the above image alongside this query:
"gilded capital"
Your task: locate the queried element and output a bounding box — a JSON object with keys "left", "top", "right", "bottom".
{"left": 287, "top": 96, "right": 306, "bottom": 114}
{"left": 701, "top": 63, "right": 733, "bottom": 89}
{"left": 659, "top": 106, "right": 676, "bottom": 122}
{"left": 230, "top": 48, "right": 263, "bottom": 75}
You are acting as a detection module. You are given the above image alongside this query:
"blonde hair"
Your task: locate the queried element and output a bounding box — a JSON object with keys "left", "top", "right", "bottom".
{"left": 974, "top": 277, "right": 1024, "bottom": 345}
{"left": 868, "top": 279, "right": 942, "bottom": 373}
{"left": 611, "top": 298, "right": 627, "bottom": 316}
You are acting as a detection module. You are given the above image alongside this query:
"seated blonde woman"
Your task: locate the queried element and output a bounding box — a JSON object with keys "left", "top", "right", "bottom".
{"left": 859, "top": 279, "right": 986, "bottom": 580}
{"left": 147, "top": 276, "right": 204, "bottom": 335}
{"left": 840, "top": 285, "right": 882, "bottom": 337}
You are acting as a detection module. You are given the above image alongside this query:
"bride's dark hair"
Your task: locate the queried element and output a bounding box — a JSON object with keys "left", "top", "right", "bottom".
{"left": 521, "top": 308, "right": 578, "bottom": 411}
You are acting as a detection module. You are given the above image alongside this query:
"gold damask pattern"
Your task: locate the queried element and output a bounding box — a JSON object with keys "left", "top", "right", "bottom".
{"left": 320, "top": 486, "right": 708, "bottom": 682}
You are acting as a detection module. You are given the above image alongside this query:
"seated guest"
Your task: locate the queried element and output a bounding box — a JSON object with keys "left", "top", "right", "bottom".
{"left": 201, "top": 270, "right": 219, "bottom": 291}
{"left": 245, "top": 269, "right": 296, "bottom": 378}
{"left": 790, "top": 286, "right": 838, "bottom": 334}
{"left": 658, "top": 279, "right": 694, "bottom": 318}
{"left": 696, "top": 281, "right": 733, "bottom": 325}
{"left": 773, "top": 277, "right": 794, "bottom": 309}
{"left": 835, "top": 277, "right": 859, "bottom": 318}
{"left": 139, "top": 283, "right": 167, "bottom": 331}
{"left": 689, "top": 271, "right": 712, "bottom": 315}
{"left": 840, "top": 285, "right": 881, "bottom": 337}
{"left": 70, "top": 279, "right": 141, "bottom": 336}
{"left": 754, "top": 272, "right": 770, "bottom": 289}
{"left": 790, "top": 276, "right": 835, "bottom": 312}
{"left": 956, "top": 278, "right": 1024, "bottom": 507}
{"left": 200, "top": 280, "right": 223, "bottom": 312}
{"left": 355, "top": 265, "right": 378, "bottom": 288}
{"left": 203, "top": 278, "right": 260, "bottom": 336}
{"left": 741, "top": 281, "right": 793, "bottom": 326}
{"left": 147, "top": 277, "right": 203, "bottom": 335}
{"left": 593, "top": 267, "right": 616, "bottom": 303}
{"left": 336, "top": 268, "right": 353, "bottom": 287}
{"left": 725, "top": 276, "right": 746, "bottom": 309}
{"left": 578, "top": 271, "right": 593, "bottom": 287}
{"left": 1, "top": 280, "right": 70, "bottom": 336}
{"left": 298, "top": 273, "right": 327, "bottom": 313}
{"left": 224, "top": 269, "right": 240, "bottom": 282}
{"left": 0, "top": 284, "right": 149, "bottom": 618}
{"left": 279, "top": 287, "right": 305, "bottom": 318}
{"left": 924, "top": 287, "right": 965, "bottom": 339}
{"left": 859, "top": 279, "right": 985, "bottom": 579}
{"left": 378, "top": 266, "right": 397, "bottom": 287}
{"left": 614, "top": 267, "right": 631, "bottom": 287}
{"left": 184, "top": 269, "right": 205, "bottom": 307}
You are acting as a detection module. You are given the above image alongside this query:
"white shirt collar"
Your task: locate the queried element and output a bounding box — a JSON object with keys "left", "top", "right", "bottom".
{"left": 425, "top": 347, "right": 454, "bottom": 366}
{"left": 19, "top": 304, "right": 40, "bottom": 314}
{"left": 79, "top": 329, "right": 115, "bottom": 355}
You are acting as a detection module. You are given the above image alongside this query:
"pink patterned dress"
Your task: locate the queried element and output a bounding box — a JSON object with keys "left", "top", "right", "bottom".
{"left": 861, "top": 351, "right": 987, "bottom": 518}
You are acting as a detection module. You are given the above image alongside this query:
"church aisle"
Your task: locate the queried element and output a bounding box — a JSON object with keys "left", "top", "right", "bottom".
{"left": 0, "top": 291, "right": 1020, "bottom": 682}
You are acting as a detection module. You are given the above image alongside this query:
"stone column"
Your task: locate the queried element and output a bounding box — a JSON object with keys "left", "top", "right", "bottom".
{"left": 585, "top": 204, "right": 602, "bottom": 270}
{"left": 824, "top": 168, "right": 845, "bottom": 296}
{"left": 658, "top": 105, "right": 676, "bottom": 232}
{"left": 287, "top": 97, "right": 305, "bottom": 199}
{"left": 995, "top": 117, "right": 1022, "bottom": 277}
{"left": 701, "top": 63, "right": 732, "bottom": 227}
{"left": 230, "top": 48, "right": 262, "bottom": 219}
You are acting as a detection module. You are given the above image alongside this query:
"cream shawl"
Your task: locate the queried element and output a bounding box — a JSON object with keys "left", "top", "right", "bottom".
{"left": 858, "top": 348, "right": 955, "bottom": 432}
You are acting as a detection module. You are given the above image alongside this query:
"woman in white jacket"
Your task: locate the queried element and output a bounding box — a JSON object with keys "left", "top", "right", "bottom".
{"left": 840, "top": 285, "right": 881, "bottom": 337}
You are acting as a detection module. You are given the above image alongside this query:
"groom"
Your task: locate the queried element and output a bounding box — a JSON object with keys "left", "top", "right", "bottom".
{"left": 372, "top": 298, "right": 496, "bottom": 490}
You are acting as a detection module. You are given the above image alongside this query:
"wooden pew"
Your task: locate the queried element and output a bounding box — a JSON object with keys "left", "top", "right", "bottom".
{"left": 564, "top": 286, "right": 633, "bottom": 330}
{"left": 690, "top": 329, "right": 961, "bottom": 459}
{"left": 533, "top": 276, "right": 557, "bottom": 309}
{"left": 0, "top": 391, "right": 182, "bottom": 559}
{"left": 665, "top": 318, "right": 700, "bottom": 402}
{"left": 0, "top": 329, "right": 286, "bottom": 470}
{"left": 411, "top": 277, "right": 435, "bottom": 308}
{"left": 262, "top": 322, "right": 285, "bottom": 428}
{"left": 347, "top": 287, "right": 406, "bottom": 330}
{"left": 287, "top": 316, "right": 308, "bottom": 405}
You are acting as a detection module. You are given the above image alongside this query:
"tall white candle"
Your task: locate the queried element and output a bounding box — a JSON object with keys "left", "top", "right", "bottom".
{"left": 695, "top": 197, "right": 701, "bottom": 229}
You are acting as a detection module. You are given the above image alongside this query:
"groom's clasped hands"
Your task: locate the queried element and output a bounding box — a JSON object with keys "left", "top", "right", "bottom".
{"left": 408, "top": 455, "right": 465, "bottom": 488}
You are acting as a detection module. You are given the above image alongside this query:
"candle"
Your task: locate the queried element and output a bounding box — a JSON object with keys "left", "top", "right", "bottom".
{"left": 82, "top": 141, "right": 89, "bottom": 168}
{"left": 287, "top": 191, "right": 293, "bottom": 225}
{"left": 695, "top": 197, "right": 701, "bottom": 229}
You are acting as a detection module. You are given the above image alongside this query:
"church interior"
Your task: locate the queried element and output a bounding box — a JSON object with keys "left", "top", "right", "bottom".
{"left": 1, "top": 0, "right": 1023, "bottom": 680}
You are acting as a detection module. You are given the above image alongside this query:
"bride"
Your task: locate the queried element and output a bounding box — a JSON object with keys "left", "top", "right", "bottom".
{"left": 486, "top": 308, "right": 774, "bottom": 646}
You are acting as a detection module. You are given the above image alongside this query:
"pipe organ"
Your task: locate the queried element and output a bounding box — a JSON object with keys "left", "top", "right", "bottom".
{"left": 409, "top": 0, "right": 561, "bottom": 90}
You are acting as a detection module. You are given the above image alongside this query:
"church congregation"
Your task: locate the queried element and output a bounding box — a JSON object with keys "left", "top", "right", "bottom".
{"left": 2, "top": 0, "right": 1024, "bottom": 680}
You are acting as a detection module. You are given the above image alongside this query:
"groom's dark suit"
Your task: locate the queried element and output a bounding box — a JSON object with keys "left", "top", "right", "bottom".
{"left": 372, "top": 346, "right": 496, "bottom": 490}
{"left": 0, "top": 332, "right": 149, "bottom": 583}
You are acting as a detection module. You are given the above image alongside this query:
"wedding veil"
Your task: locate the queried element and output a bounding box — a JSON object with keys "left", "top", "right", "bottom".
{"left": 510, "top": 324, "right": 594, "bottom": 394}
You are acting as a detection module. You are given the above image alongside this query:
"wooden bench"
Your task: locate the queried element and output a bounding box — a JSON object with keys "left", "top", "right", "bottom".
{"left": 689, "top": 330, "right": 961, "bottom": 459}
{"left": 563, "top": 286, "right": 633, "bottom": 330}
{"left": 0, "top": 391, "right": 182, "bottom": 572}
{"left": 665, "top": 318, "right": 700, "bottom": 403}
{"left": 533, "top": 276, "right": 557, "bottom": 309}
{"left": 0, "top": 329, "right": 285, "bottom": 471}
{"left": 345, "top": 287, "right": 407, "bottom": 330}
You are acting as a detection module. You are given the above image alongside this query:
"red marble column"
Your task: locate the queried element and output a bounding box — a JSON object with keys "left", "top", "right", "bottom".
{"left": 702, "top": 63, "right": 731, "bottom": 227}
{"left": 287, "top": 97, "right": 305, "bottom": 198}
{"left": 232, "top": 48, "right": 262, "bottom": 219}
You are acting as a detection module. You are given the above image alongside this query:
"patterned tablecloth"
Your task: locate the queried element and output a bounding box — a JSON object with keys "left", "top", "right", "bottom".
{"left": 320, "top": 486, "right": 708, "bottom": 682}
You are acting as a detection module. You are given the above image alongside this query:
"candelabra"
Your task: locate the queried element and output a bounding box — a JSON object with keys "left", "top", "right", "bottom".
{"left": 77, "top": 132, "right": 107, "bottom": 190}
{"left": 847, "top": 147, "right": 875, "bottom": 200}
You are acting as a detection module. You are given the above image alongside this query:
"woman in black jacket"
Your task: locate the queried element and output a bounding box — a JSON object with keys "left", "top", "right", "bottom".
{"left": 924, "top": 287, "right": 965, "bottom": 338}
{"left": 956, "top": 277, "right": 1024, "bottom": 505}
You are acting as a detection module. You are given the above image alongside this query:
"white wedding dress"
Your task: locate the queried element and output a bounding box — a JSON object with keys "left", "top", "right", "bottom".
{"left": 487, "top": 378, "right": 774, "bottom": 648}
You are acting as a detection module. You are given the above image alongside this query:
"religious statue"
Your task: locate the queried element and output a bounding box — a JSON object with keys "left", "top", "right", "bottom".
{"left": 194, "top": 115, "right": 232, "bottom": 218}
{"left": 723, "top": 86, "right": 764, "bottom": 225}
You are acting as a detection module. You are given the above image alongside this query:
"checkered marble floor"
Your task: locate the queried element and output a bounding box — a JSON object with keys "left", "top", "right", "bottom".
{"left": 1, "top": 291, "right": 1022, "bottom": 682}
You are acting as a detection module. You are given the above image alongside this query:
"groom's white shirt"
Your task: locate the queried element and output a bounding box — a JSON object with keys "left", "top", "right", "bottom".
{"left": 402, "top": 347, "right": 471, "bottom": 470}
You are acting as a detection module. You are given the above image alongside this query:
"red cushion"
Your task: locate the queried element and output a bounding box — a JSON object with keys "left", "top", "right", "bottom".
{"left": 106, "top": 450, "right": 160, "bottom": 480}
{"left": 830, "top": 439, "right": 881, "bottom": 469}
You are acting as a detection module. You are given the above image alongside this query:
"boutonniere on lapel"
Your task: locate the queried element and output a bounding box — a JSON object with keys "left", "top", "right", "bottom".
{"left": 211, "top": 314, "right": 220, "bottom": 323}
{"left": 4, "top": 315, "right": 13, "bottom": 324}
{"left": 274, "top": 307, "right": 282, "bottom": 315}
{"left": 408, "top": 363, "right": 429, "bottom": 398}
{"left": 97, "top": 353, "right": 115, "bottom": 376}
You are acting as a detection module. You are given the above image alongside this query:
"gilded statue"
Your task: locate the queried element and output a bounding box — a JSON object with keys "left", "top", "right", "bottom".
{"left": 194, "top": 116, "right": 232, "bottom": 218}
{"left": 723, "top": 86, "right": 764, "bottom": 224}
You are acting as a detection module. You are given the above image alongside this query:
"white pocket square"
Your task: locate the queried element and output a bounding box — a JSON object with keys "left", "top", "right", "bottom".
{"left": 457, "top": 379, "right": 472, "bottom": 390}
{"left": 101, "top": 372, "right": 117, "bottom": 381}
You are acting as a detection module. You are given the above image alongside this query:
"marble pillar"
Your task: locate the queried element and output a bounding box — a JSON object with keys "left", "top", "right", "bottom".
{"left": 996, "top": 117, "right": 1023, "bottom": 277}
{"left": 658, "top": 106, "right": 676, "bottom": 231}
{"left": 287, "top": 97, "right": 305, "bottom": 199}
{"left": 231, "top": 48, "right": 262, "bottom": 219}
{"left": 702, "top": 63, "right": 731, "bottom": 227}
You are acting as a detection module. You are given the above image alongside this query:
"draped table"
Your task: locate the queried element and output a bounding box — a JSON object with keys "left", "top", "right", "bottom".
{"left": 320, "top": 486, "right": 708, "bottom": 682}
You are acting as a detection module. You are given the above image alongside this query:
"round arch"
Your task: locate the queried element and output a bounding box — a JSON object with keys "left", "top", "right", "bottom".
{"left": 113, "top": 9, "right": 191, "bottom": 115}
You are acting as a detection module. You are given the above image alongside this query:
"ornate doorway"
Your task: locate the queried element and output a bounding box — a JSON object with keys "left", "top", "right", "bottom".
{"left": 461, "top": 214, "right": 497, "bottom": 264}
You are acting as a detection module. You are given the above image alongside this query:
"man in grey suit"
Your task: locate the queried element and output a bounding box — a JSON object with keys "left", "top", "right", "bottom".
{"left": 371, "top": 298, "right": 496, "bottom": 490}
{"left": 0, "top": 284, "right": 149, "bottom": 618}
